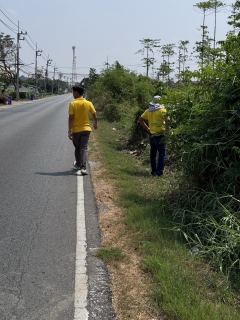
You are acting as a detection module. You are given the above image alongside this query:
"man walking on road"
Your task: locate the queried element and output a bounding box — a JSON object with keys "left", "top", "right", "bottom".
{"left": 68, "top": 86, "right": 97, "bottom": 175}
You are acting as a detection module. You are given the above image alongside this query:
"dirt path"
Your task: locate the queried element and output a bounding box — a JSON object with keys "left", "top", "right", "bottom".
{"left": 89, "top": 133, "right": 167, "bottom": 320}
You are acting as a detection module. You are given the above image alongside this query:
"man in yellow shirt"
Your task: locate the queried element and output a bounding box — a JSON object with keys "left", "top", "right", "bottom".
{"left": 138, "top": 95, "right": 169, "bottom": 177}
{"left": 68, "top": 86, "right": 97, "bottom": 175}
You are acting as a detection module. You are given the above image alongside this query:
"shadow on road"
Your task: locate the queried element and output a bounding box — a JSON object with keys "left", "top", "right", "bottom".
{"left": 35, "top": 170, "right": 82, "bottom": 177}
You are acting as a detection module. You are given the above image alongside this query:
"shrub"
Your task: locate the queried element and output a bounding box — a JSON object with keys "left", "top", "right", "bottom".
{"left": 103, "top": 102, "right": 121, "bottom": 122}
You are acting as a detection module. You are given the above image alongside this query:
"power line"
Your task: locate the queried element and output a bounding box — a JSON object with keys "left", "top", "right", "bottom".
{"left": 0, "top": 5, "right": 27, "bottom": 32}
{"left": 57, "top": 65, "right": 104, "bottom": 69}
{"left": 25, "top": 38, "right": 35, "bottom": 52}
{"left": 0, "top": 9, "right": 18, "bottom": 29}
{"left": 0, "top": 18, "right": 49, "bottom": 65}
{"left": 0, "top": 19, "right": 18, "bottom": 33}
{"left": 0, "top": 5, "right": 100, "bottom": 80}
{"left": 0, "top": 6, "right": 53, "bottom": 65}
{"left": 26, "top": 34, "right": 49, "bottom": 61}
{"left": 48, "top": 71, "right": 88, "bottom": 76}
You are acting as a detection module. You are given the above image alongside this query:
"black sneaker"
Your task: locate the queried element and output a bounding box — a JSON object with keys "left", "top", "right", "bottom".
{"left": 152, "top": 172, "right": 163, "bottom": 177}
{"left": 73, "top": 161, "right": 80, "bottom": 170}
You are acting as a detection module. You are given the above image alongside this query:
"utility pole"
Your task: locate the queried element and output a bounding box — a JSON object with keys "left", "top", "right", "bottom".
{"left": 72, "top": 46, "right": 77, "bottom": 86}
{"left": 52, "top": 66, "right": 58, "bottom": 94}
{"left": 58, "top": 72, "right": 62, "bottom": 93}
{"left": 16, "top": 21, "right": 27, "bottom": 101}
{"left": 45, "top": 56, "right": 52, "bottom": 95}
{"left": 105, "top": 56, "right": 109, "bottom": 69}
{"left": 35, "top": 43, "right": 42, "bottom": 96}
{"left": 63, "top": 76, "right": 66, "bottom": 93}
{"left": 146, "top": 46, "right": 149, "bottom": 77}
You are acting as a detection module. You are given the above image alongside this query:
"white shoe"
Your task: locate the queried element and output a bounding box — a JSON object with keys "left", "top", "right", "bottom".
{"left": 81, "top": 168, "right": 88, "bottom": 175}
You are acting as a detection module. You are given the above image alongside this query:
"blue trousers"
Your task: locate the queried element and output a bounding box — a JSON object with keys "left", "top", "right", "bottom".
{"left": 149, "top": 135, "right": 167, "bottom": 176}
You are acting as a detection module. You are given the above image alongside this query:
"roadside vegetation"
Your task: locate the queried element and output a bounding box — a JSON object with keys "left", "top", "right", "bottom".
{"left": 88, "top": 2, "right": 240, "bottom": 318}
{"left": 92, "top": 119, "right": 240, "bottom": 319}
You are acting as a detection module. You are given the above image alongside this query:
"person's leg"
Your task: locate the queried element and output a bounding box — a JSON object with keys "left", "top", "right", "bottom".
{"left": 150, "top": 136, "right": 158, "bottom": 175}
{"left": 155, "top": 136, "right": 167, "bottom": 176}
{"left": 79, "top": 131, "right": 90, "bottom": 169}
{"left": 72, "top": 133, "right": 81, "bottom": 167}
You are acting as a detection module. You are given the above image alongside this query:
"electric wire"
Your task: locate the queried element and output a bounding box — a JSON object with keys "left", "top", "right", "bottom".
{"left": 0, "top": 6, "right": 52, "bottom": 67}
{"left": 24, "top": 38, "right": 35, "bottom": 52}
{"left": 0, "top": 5, "right": 27, "bottom": 32}
{"left": 0, "top": 19, "right": 18, "bottom": 34}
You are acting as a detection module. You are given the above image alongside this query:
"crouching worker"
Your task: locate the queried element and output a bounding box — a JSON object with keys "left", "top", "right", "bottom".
{"left": 138, "top": 95, "right": 170, "bottom": 177}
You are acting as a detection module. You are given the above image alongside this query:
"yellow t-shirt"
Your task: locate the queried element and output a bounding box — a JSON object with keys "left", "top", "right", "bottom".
{"left": 141, "top": 108, "right": 167, "bottom": 134}
{"left": 68, "top": 98, "right": 96, "bottom": 133}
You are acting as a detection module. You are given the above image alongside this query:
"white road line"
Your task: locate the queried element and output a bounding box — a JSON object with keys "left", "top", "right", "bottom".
{"left": 74, "top": 173, "right": 89, "bottom": 320}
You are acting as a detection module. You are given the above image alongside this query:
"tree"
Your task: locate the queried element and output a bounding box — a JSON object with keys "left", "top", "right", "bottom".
{"left": 136, "top": 38, "right": 160, "bottom": 77}
{"left": 194, "top": 2, "right": 212, "bottom": 67}
{"left": 193, "top": 25, "right": 213, "bottom": 68}
{"left": 209, "top": 1, "right": 226, "bottom": 51}
{"left": 156, "top": 60, "right": 172, "bottom": 82}
{"left": 0, "top": 33, "right": 17, "bottom": 88}
{"left": 228, "top": 1, "right": 240, "bottom": 34}
{"left": 177, "top": 40, "right": 189, "bottom": 82}
{"left": 88, "top": 68, "right": 99, "bottom": 85}
{"left": 208, "top": 0, "right": 227, "bottom": 67}
{"left": 160, "top": 44, "right": 176, "bottom": 84}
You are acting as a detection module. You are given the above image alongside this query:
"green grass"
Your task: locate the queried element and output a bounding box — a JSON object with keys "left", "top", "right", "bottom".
{"left": 94, "top": 247, "right": 125, "bottom": 263}
{"left": 90, "top": 119, "right": 240, "bottom": 320}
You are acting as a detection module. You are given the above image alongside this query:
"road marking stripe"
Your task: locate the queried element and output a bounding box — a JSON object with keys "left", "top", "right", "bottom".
{"left": 74, "top": 173, "right": 88, "bottom": 320}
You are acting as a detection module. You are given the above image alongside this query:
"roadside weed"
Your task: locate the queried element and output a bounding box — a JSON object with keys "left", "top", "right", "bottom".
{"left": 94, "top": 247, "right": 125, "bottom": 263}
{"left": 91, "top": 119, "right": 240, "bottom": 320}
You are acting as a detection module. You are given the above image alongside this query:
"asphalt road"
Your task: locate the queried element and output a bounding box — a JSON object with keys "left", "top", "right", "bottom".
{"left": 0, "top": 95, "right": 116, "bottom": 320}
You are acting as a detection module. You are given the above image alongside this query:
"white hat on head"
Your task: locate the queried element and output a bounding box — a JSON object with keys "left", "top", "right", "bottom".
{"left": 148, "top": 95, "right": 164, "bottom": 112}
{"left": 152, "top": 95, "right": 161, "bottom": 103}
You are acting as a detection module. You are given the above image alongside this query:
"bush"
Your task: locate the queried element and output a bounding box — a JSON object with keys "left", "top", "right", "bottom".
{"left": 20, "top": 92, "right": 26, "bottom": 99}
{"left": 103, "top": 102, "right": 121, "bottom": 122}
{"left": 8, "top": 90, "right": 16, "bottom": 99}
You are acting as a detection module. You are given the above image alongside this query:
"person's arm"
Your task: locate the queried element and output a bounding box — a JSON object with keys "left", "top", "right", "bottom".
{"left": 68, "top": 114, "right": 74, "bottom": 139}
{"left": 138, "top": 117, "right": 150, "bottom": 133}
{"left": 164, "top": 115, "right": 171, "bottom": 130}
{"left": 92, "top": 113, "right": 98, "bottom": 129}
{"left": 165, "top": 115, "right": 170, "bottom": 122}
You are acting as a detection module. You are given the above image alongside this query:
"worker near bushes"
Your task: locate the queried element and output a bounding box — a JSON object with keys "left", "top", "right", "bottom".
{"left": 68, "top": 86, "right": 97, "bottom": 175}
{"left": 138, "top": 95, "right": 170, "bottom": 177}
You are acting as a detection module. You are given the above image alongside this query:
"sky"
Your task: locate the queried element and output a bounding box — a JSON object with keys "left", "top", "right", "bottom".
{"left": 0, "top": 0, "right": 235, "bottom": 83}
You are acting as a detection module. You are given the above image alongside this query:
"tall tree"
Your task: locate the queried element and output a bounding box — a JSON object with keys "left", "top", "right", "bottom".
{"left": 194, "top": 2, "right": 212, "bottom": 67}
{"left": 209, "top": 1, "right": 226, "bottom": 51}
{"left": 177, "top": 40, "right": 189, "bottom": 82}
{"left": 88, "top": 68, "right": 99, "bottom": 85}
{"left": 161, "top": 43, "right": 175, "bottom": 84}
{"left": 193, "top": 25, "right": 213, "bottom": 67}
{"left": 136, "top": 38, "right": 160, "bottom": 77}
{"left": 156, "top": 60, "right": 171, "bottom": 82}
{"left": 0, "top": 33, "right": 17, "bottom": 88}
{"left": 228, "top": 1, "right": 240, "bottom": 34}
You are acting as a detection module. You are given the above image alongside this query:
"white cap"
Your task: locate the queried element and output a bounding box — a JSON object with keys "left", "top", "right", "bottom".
{"left": 152, "top": 95, "right": 161, "bottom": 103}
